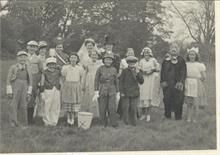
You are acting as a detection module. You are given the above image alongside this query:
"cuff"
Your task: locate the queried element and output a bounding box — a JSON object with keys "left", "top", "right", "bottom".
{"left": 6, "top": 85, "right": 12, "bottom": 94}
{"left": 28, "top": 86, "right": 32, "bottom": 94}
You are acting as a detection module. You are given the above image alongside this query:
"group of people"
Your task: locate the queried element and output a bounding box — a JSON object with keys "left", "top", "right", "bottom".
{"left": 6, "top": 36, "right": 207, "bottom": 128}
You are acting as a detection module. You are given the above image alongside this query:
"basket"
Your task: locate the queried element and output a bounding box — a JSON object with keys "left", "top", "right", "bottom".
{"left": 78, "top": 112, "right": 93, "bottom": 129}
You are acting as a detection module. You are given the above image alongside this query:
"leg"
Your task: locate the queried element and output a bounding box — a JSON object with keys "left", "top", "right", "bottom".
{"left": 130, "top": 97, "right": 138, "bottom": 126}
{"left": 163, "top": 88, "right": 172, "bottom": 118}
{"left": 98, "top": 95, "right": 108, "bottom": 126}
{"left": 174, "top": 90, "right": 184, "bottom": 120}
{"left": 43, "top": 89, "right": 53, "bottom": 125}
{"left": 117, "top": 98, "right": 123, "bottom": 119}
{"left": 108, "top": 95, "right": 118, "bottom": 127}
{"left": 122, "top": 97, "right": 129, "bottom": 125}
{"left": 18, "top": 85, "right": 28, "bottom": 126}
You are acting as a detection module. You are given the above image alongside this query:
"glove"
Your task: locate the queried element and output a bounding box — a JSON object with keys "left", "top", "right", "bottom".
{"left": 175, "top": 82, "right": 184, "bottom": 91}
{"left": 92, "top": 91, "right": 99, "bottom": 102}
{"left": 116, "top": 92, "right": 120, "bottom": 103}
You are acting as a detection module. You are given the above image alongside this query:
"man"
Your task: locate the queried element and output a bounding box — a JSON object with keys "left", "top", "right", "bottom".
{"left": 160, "top": 45, "right": 187, "bottom": 120}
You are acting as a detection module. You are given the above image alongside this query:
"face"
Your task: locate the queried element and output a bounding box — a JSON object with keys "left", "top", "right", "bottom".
{"left": 86, "top": 42, "right": 94, "bottom": 52}
{"left": 143, "top": 50, "right": 150, "bottom": 60}
{"left": 128, "top": 62, "right": 136, "bottom": 68}
{"left": 39, "top": 47, "right": 47, "bottom": 56}
{"left": 47, "top": 63, "right": 56, "bottom": 70}
{"left": 188, "top": 51, "right": 197, "bottom": 62}
{"left": 27, "top": 45, "right": 38, "bottom": 54}
{"left": 104, "top": 58, "right": 113, "bottom": 66}
{"left": 90, "top": 52, "right": 98, "bottom": 62}
{"left": 169, "top": 49, "right": 178, "bottom": 57}
{"left": 56, "top": 44, "right": 64, "bottom": 53}
{"left": 105, "top": 44, "right": 113, "bottom": 52}
{"left": 69, "top": 55, "right": 78, "bottom": 65}
{"left": 126, "top": 50, "right": 134, "bottom": 57}
{"left": 17, "top": 55, "right": 27, "bottom": 64}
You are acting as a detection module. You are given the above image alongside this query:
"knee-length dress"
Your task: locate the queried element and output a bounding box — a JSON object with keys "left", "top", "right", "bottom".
{"left": 61, "top": 64, "right": 84, "bottom": 112}
{"left": 139, "top": 57, "right": 161, "bottom": 107}
{"left": 185, "top": 62, "right": 207, "bottom": 106}
{"left": 81, "top": 59, "right": 103, "bottom": 117}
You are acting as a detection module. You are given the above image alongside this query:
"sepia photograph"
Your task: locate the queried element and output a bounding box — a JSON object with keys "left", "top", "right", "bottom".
{"left": 0, "top": 0, "right": 218, "bottom": 154}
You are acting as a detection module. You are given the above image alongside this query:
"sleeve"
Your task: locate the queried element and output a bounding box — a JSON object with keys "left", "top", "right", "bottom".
{"left": 38, "top": 58, "right": 44, "bottom": 73}
{"left": 6, "top": 66, "right": 13, "bottom": 94}
{"left": 27, "top": 67, "right": 33, "bottom": 94}
{"left": 61, "top": 65, "right": 68, "bottom": 77}
{"left": 94, "top": 67, "right": 101, "bottom": 91}
{"left": 114, "top": 68, "right": 119, "bottom": 92}
{"left": 160, "top": 61, "right": 166, "bottom": 83}
{"left": 137, "top": 70, "right": 144, "bottom": 84}
{"left": 199, "top": 63, "right": 206, "bottom": 72}
{"left": 178, "top": 58, "right": 187, "bottom": 83}
{"left": 153, "top": 58, "right": 160, "bottom": 71}
{"left": 79, "top": 66, "right": 86, "bottom": 85}
{"left": 119, "top": 70, "right": 125, "bottom": 94}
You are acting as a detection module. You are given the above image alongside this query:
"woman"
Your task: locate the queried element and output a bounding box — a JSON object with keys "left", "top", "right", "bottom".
{"left": 81, "top": 50, "right": 103, "bottom": 118}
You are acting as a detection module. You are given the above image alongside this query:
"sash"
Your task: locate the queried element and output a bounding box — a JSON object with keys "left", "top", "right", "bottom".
{"left": 56, "top": 51, "right": 67, "bottom": 65}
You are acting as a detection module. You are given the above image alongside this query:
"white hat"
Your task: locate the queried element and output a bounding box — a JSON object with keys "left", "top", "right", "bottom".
{"left": 46, "top": 57, "right": 57, "bottom": 65}
{"left": 27, "top": 40, "right": 38, "bottom": 46}
{"left": 141, "top": 47, "right": 153, "bottom": 56}
{"left": 187, "top": 47, "right": 199, "bottom": 54}
{"left": 17, "top": 51, "right": 28, "bottom": 57}
{"left": 38, "top": 41, "right": 48, "bottom": 48}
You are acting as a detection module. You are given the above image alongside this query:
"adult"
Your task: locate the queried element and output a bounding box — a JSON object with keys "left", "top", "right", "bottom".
{"left": 26, "top": 40, "right": 43, "bottom": 124}
{"left": 160, "top": 45, "right": 187, "bottom": 120}
{"left": 38, "top": 41, "right": 49, "bottom": 69}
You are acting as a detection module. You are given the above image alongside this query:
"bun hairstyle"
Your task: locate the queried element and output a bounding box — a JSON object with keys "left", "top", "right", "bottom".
{"left": 69, "top": 52, "right": 80, "bottom": 64}
{"left": 84, "top": 38, "right": 95, "bottom": 46}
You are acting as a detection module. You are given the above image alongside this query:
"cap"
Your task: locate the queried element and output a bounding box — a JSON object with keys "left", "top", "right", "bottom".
{"left": 27, "top": 40, "right": 38, "bottom": 46}
{"left": 46, "top": 57, "right": 57, "bottom": 65}
{"left": 126, "top": 55, "right": 138, "bottom": 63}
{"left": 38, "top": 41, "right": 48, "bottom": 48}
{"left": 17, "top": 51, "right": 28, "bottom": 57}
{"left": 141, "top": 47, "right": 153, "bottom": 56}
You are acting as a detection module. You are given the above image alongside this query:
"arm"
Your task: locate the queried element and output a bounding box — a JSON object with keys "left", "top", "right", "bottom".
{"left": 178, "top": 58, "right": 187, "bottom": 83}
{"left": 6, "top": 66, "right": 13, "bottom": 94}
{"left": 119, "top": 69, "right": 125, "bottom": 95}
{"left": 94, "top": 67, "right": 101, "bottom": 91}
{"left": 38, "top": 58, "right": 44, "bottom": 73}
{"left": 160, "top": 61, "right": 166, "bottom": 83}
{"left": 27, "top": 67, "right": 33, "bottom": 94}
{"left": 115, "top": 68, "right": 120, "bottom": 92}
{"left": 136, "top": 70, "right": 144, "bottom": 84}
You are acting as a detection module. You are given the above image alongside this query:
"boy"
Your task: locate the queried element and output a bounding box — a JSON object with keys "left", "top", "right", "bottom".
{"left": 6, "top": 51, "right": 33, "bottom": 127}
{"left": 119, "top": 55, "right": 144, "bottom": 125}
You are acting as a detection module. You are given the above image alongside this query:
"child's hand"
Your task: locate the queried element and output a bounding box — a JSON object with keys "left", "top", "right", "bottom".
{"left": 7, "top": 94, "right": 13, "bottom": 99}
{"left": 175, "top": 82, "right": 184, "bottom": 91}
{"left": 26, "top": 94, "right": 32, "bottom": 102}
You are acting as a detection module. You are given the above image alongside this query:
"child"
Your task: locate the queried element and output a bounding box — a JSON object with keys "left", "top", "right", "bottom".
{"left": 93, "top": 52, "right": 120, "bottom": 128}
{"left": 139, "top": 47, "right": 160, "bottom": 122}
{"left": 6, "top": 51, "right": 32, "bottom": 127}
{"left": 40, "top": 57, "right": 61, "bottom": 126}
{"left": 81, "top": 50, "right": 103, "bottom": 118}
{"left": 26, "top": 40, "right": 43, "bottom": 124}
{"left": 119, "top": 55, "right": 144, "bottom": 126}
{"left": 61, "top": 53, "right": 85, "bottom": 126}
{"left": 185, "top": 47, "right": 207, "bottom": 123}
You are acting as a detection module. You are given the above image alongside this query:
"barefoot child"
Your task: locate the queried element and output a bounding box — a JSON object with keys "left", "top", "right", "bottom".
{"left": 6, "top": 51, "right": 32, "bottom": 127}
{"left": 40, "top": 57, "right": 61, "bottom": 126}
{"left": 185, "top": 47, "right": 207, "bottom": 123}
{"left": 119, "top": 55, "right": 144, "bottom": 126}
{"left": 61, "top": 53, "right": 85, "bottom": 126}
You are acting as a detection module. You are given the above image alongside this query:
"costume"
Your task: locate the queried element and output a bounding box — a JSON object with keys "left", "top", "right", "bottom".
{"left": 6, "top": 63, "right": 33, "bottom": 126}
{"left": 160, "top": 56, "right": 187, "bottom": 120}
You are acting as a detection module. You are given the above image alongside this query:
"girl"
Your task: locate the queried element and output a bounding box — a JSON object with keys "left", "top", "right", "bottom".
{"left": 61, "top": 53, "right": 85, "bottom": 126}
{"left": 139, "top": 47, "right": 160, "bottom": 122}
{"left": 185, "top": 47, "right": 207, "bottom": 123}
{"left": 81, "top": 50, "right": 103, "bottom": 118}
{"left": 40, "top": 57, "right": 61, "bottom": 126}
{"left": 6, "top": 51, "right": 32, "bottom": 127}
{"left": 93, "top": 52, "right": 120, "bottom": 128}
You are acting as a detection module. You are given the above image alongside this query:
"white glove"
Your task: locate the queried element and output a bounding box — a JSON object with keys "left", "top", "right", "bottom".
{"left": 116, "top": 92, "right": 120, "bottom": 104}
{"left": 92, "top": 91, "right": 99, "bottom": 102}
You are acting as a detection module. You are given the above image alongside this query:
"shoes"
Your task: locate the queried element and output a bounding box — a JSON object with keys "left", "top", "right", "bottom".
{"left": 146, "top": 115, "right": 151, "bottom": 122}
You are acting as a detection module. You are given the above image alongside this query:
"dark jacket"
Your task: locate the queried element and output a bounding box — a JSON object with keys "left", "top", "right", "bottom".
{"left": 41, "top": 68, "right": 61, "bottom": 90}
{"left": 119, "top": 67, "right": 144, "bottom": 97}
{"left": 160, "top": 56, "right": 187, "bottom": 87}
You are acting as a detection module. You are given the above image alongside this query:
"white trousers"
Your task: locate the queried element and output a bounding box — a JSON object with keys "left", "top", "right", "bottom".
{"left": 42, "top": 87, "right": 61, "bottom": 126}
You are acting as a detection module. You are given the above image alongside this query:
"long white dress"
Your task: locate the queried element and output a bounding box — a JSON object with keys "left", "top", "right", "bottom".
{"left": 139, "top": 57, "right": 161, "bottom": 107}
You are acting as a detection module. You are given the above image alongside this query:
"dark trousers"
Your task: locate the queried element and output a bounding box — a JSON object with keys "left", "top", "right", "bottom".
{"left": 163, "top": 87, "right": 184, "bottom": 120}
{"left": 122, "top": 96, "right": 138, "bottom": 126}
{"left": 99, "top": 94, "right": 118, "bottom": 127}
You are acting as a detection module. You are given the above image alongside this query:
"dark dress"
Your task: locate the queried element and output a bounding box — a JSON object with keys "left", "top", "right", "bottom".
{"left": 160, "top": 56, "right": 187, "bottom": 120}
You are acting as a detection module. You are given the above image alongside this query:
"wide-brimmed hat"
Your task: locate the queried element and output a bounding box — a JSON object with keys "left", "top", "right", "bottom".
{"left": 17, "top": 51, "right": 28, "bottom": 57}
{"left": 103, "top": 52, "right": 114, "bottom": 60}
{"left": 46, "top": 57, "right": 57, "bottom": 65}
{"left": 141, "top": 47, "right": 153, "bottom": 56}
{"left": 27, "top": 40, "right": 38, "bottom": 46}
{"left": 38, "top": 41, "right": 48, "bottom": 49}
{"left": 126, "top": 55, "right": 138, "bottom": 63}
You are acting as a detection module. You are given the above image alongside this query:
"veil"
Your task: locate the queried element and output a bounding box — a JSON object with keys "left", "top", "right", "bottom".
{"left": 77, "top": 38, "right": 98, "bottom": 66}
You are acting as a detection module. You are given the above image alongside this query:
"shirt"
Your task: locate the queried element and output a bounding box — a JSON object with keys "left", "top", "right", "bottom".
{"left": 186, "top": 62, "right": 206, "bottom": 79}
{"left": 27, "top": 53, "right": 43, "bottom": 74}
{"left": 42, "top": 68, "right": 61, "bottom": 90}
{"left": 61, "top": 65, "right": 84, "bottom": 82}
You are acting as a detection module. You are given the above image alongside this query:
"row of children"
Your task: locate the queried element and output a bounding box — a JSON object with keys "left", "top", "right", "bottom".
{"left": 6, "top": 37, "right": 207, "bottom": 128}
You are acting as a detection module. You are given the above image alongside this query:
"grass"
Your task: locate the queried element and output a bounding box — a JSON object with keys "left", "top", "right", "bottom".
{"left": 0, "top": 59, "right": 216, "bottom": 153}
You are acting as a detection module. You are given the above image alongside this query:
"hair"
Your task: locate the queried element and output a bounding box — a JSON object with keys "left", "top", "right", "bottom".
{"left": 88, "top": 50, "right": 98, "bottom": 58}
{"left": 186, "top": 51, "right": 200, "bottom": 62}
{"left": 84, "top": 40, "right": 95, "bottom": 46}
{"left": 69, "top": 52, "right": 80, "bottom": 64}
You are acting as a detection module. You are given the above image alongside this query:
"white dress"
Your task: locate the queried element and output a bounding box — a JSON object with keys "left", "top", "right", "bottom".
{"left": 139, "top": 57, "right": 161, "bottom": 107}
{"left": 185, "top": 62, "right": 207, "bottom": 106}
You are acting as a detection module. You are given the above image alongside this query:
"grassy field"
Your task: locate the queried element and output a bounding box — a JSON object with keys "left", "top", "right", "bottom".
{"left": 0, "top": 59, "right": 216, "bottom": 153}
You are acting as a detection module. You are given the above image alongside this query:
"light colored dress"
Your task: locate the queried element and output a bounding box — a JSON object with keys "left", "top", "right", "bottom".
{"left": 185, "top": 62, "right": 207, "bottom": 106}
{"left": 139, "top": 57, "right": 161, "bottom": 107}
{"left": 61, "top": 64, "right": 84, "bottom": 112}
{"left": 81, "top": 59, "right": 103, "bottom": 117}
